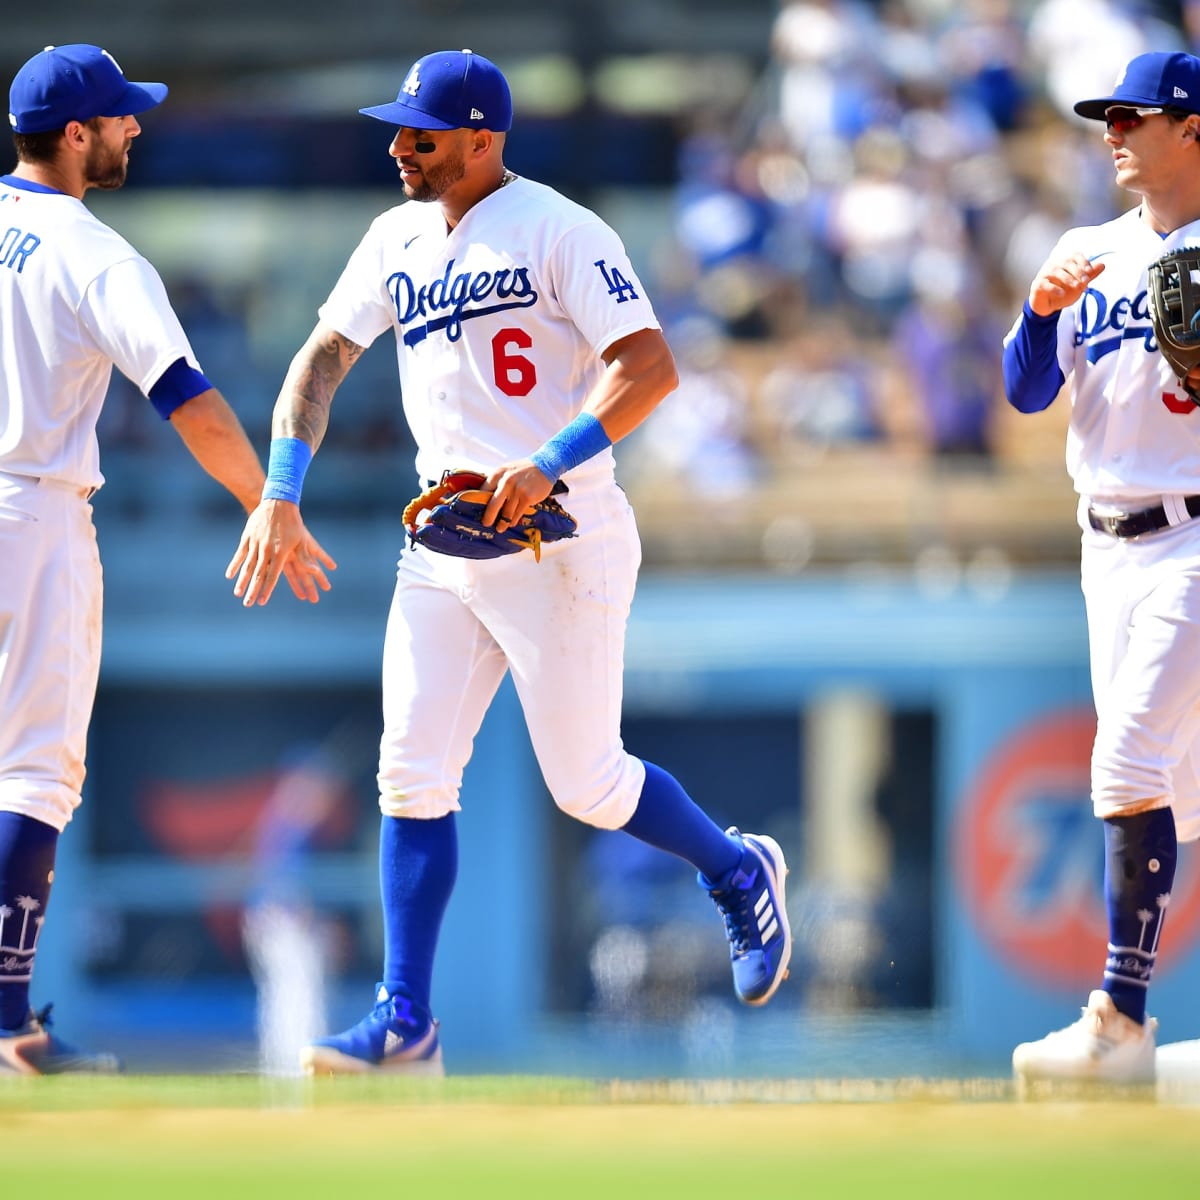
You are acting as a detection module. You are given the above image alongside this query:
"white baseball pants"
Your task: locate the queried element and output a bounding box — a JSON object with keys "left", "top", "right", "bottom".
{"left": 0, "top": 472, "right": 102, "bottom": 832}
{"left": 377, "top": 480, "right": 646, "bottom": 829}
{"left": 1082, "top": 509, "right": 1200, "bottom": 842}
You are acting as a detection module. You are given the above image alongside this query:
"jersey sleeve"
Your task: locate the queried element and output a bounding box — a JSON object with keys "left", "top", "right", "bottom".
{"left": 317, "top": 216, "right": 396, "bottom": 349}
{"left": 546, "top": 219, "right": 661, "bottom": 357}
{"left": 1001, "top": 302, "right": 1066, "bottom": 413}
{"left": 77, "top": 256, "right": 200, "bottom": 396}
{"left": 1000, "top": 229, "right": 1085, "bottom": 402}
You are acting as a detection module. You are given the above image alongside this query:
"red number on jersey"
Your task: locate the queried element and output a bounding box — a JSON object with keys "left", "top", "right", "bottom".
{"left": 1163, "top": 391, "right": 1198, "bottom": 414}
{"left": 492, "top": 328, "right": 536, "bottom": 397}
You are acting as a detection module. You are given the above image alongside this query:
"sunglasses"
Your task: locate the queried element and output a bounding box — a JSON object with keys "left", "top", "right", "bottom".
{"left": 1104, "top": 105, "right": 1168, "bottom": 133}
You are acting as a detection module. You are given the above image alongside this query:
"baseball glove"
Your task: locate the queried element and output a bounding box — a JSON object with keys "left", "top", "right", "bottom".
{"left": 402, "top": 469, "right": 578, "bottom": 562}
{"left": 1148, "top": 247, "right": 1200, "bottom": 404}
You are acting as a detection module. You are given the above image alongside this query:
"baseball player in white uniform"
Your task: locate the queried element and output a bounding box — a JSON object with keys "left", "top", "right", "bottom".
{"left": 0, "top": 44, "right": 331, "bottom": 1074}
{"left": 227, "top": 49, "right": 792, "bottom": 1074}
{"left": 1003, "top": 51, "right": 1200, "bottom": 1084}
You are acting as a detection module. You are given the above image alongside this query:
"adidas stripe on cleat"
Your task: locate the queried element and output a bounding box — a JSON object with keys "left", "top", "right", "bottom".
{"left": 301, "top": 984, "right": 444, "bottom": 1076}
{"left": 701, "top": 828, "right": 793, "bottom": 1006}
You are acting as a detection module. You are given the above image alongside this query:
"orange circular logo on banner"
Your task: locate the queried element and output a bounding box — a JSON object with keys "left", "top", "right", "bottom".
{"left": 954, "top": 708, "right": 1200, "bottom": 990}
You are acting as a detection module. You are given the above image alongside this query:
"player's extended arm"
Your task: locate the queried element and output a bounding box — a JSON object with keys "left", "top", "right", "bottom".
{"left": 483, "top": 327, "right": 678, "bottom": 528}
{"left": 172, "top": 388, "right": 335, "bottom": 604}
{"left": 169, "top": 387, "right": 272, "bottom": 514}
{"left": 227, "top": 321, "right": 363, "bottom": 607}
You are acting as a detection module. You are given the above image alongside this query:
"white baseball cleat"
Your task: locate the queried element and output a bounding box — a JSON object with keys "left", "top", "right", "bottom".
{"left": 1012, "top": 990, "right": 1157, "bottom": 1084}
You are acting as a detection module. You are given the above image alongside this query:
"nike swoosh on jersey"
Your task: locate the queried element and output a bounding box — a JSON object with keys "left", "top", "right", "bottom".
{"left": 404, "top": 234, "right": 422, "bottom": 249}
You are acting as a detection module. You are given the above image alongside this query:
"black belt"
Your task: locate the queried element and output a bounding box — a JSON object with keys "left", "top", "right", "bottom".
{"left": 1087, "top": 495, "right": 1200, "bottom": 538}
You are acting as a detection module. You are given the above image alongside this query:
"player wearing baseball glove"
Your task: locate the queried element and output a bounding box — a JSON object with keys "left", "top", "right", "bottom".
{"left": 231, "top": 48, "right": 794, "bottom": 1079}
{"left": 1148, "top": 246, "right": 1200, "bottom": 403}
{"left": 403, "top": 469, "right": 577, "bottom": 561}
{"left": 1002, "top": 50, "right": 1200, "bottom": 1088}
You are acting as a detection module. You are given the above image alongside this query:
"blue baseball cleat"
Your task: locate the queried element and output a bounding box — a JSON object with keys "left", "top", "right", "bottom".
{"left": 0, "top": 1004, "right": 120, "bottom": 1076}
{"left": 300, "top": 984, "right": 444, "bottom": 1076}
{"left": 700, "top": 828, "right": 792, "bottom": 1006}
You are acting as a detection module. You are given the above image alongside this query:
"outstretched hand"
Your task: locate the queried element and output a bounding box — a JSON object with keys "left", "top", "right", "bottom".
{"left": 226, "top": 498, "right": 337, "bottom": 607}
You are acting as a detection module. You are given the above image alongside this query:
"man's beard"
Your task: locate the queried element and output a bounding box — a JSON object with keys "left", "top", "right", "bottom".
{"left": 404, "top": 152, "right": 465, "bottom": 203}
{"left": 85, "top": 143, "right": 128, "bottom": 190}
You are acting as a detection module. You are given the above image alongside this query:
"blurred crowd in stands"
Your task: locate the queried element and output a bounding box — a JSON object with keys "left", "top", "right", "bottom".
{"left": 624, "top": 0, "right": 1200, "bottom": 490}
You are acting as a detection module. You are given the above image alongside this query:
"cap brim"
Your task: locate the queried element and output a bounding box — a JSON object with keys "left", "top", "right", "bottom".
{"left": 358, "top": 99, "right": 457, "bottom": 129}
{"left": 1074, "top": 91, "right": 1170, "bottom": 119}
{"left": 101, "top": 80, "right": 168, "bottom": 119}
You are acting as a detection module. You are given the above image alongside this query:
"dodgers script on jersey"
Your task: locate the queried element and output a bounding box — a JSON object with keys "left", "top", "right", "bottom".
{"left": 0, "top": 178, "right": 198, "bottom": 491}
{"left": 1006, "top": 207, "right": 1200, "bottom": 504}
{"left": 317, "top": 176, "right": 660, "bottom": 490}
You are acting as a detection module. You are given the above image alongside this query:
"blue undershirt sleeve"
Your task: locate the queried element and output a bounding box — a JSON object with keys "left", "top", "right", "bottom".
{"left": 1002, "top": 302, "right": 1065, "bottom": 414}
{"left": 147, "top": 357, "right": 214, "bottom": 419}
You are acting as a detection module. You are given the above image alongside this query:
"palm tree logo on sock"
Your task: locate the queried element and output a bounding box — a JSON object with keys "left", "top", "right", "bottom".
{"left": 1151, "top": 892, "right": 1171, "bottom": 956}
{"left": 1137, "top": 907, "right": 1154, "bottom": 949}
{"left": 0, "top": 895, "right": 43, "bottom": 982}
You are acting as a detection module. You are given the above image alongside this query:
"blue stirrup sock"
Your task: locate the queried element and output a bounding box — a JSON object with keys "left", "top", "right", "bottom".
{"left": 1102, "top": 808, "right": 1177, "bottom": 1025}
{"left": 379, "top": 813, "right": 458, "bottom": 1017}
{"left": 620, "top": 760, "right": 741, "bottom": 880}
{"left": 0, "top": 813, "right": 59, "bottom": 1030}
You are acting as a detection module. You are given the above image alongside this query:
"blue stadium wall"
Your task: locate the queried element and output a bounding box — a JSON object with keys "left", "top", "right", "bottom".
{"left": 34, "top": 539, "right": 1200, "bottom": 1072}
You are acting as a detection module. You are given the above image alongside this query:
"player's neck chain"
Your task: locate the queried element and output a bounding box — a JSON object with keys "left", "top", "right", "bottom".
{"left": 499, "top": 168, "right": 516, "bottom": 188}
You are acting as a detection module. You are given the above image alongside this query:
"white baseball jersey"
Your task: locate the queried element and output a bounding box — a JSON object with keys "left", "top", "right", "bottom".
{"left": 1005, "top": 207, "right": 1200, "bottom": 504}
{"left": 319, "top": 175, "right": 662, "bottom": 829}
{"left": 317, "top": 175, "right": 660, "bottom": 491}
{"left": 0, "top": 175, "right": 200, "bottom": 491}
{"left": 1006, "top": 205, "right": 1200, "bottom": 838}
{"left": 1, "top": 174, "right": 200, "bottom": 831}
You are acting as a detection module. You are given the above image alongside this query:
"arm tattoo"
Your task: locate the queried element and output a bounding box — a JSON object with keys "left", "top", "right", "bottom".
{"left": 275, "top": 329, "right": 366, "bottom": 446}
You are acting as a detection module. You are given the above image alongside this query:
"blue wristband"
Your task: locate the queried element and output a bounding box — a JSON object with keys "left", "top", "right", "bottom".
{"left": 530, "top": 412, "right": 613, "bottom": 482}
{"left": 262, "top": 436, "right": 313, "bottom": 504}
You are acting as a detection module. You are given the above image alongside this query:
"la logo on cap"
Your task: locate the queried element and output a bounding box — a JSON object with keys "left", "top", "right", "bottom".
{"left": 402, "top": 65, "right": 421, "bottom": 98}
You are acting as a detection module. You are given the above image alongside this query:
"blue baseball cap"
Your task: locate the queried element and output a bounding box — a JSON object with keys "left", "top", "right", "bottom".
{"left": 1074, "top": 51, "right": 1200, "bottom": 120}
{"left": 360, "top": 49, "right": 512, "bottom": 132}
{"left": 9, "top": 44, "right": 167, "bottom": 135}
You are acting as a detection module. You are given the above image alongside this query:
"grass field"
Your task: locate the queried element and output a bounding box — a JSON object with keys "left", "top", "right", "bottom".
{"left": 1, "top": 1075, "right": 1199, "bottom": 1198}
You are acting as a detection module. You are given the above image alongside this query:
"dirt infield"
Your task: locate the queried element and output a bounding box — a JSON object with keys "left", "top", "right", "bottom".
{"left": 2, "top": 1076, "right": 1198, "bottom": 1198}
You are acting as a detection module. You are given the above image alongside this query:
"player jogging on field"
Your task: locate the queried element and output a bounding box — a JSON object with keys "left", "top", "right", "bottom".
{"left": 0, "top": 44, "right": 332, "bottom": 1075}
{"left": 1003, "top": 51, "right": 1200, "bottom": 1084}
{"left": 226, "top": 48, "right": 792, "bottom": 1074}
